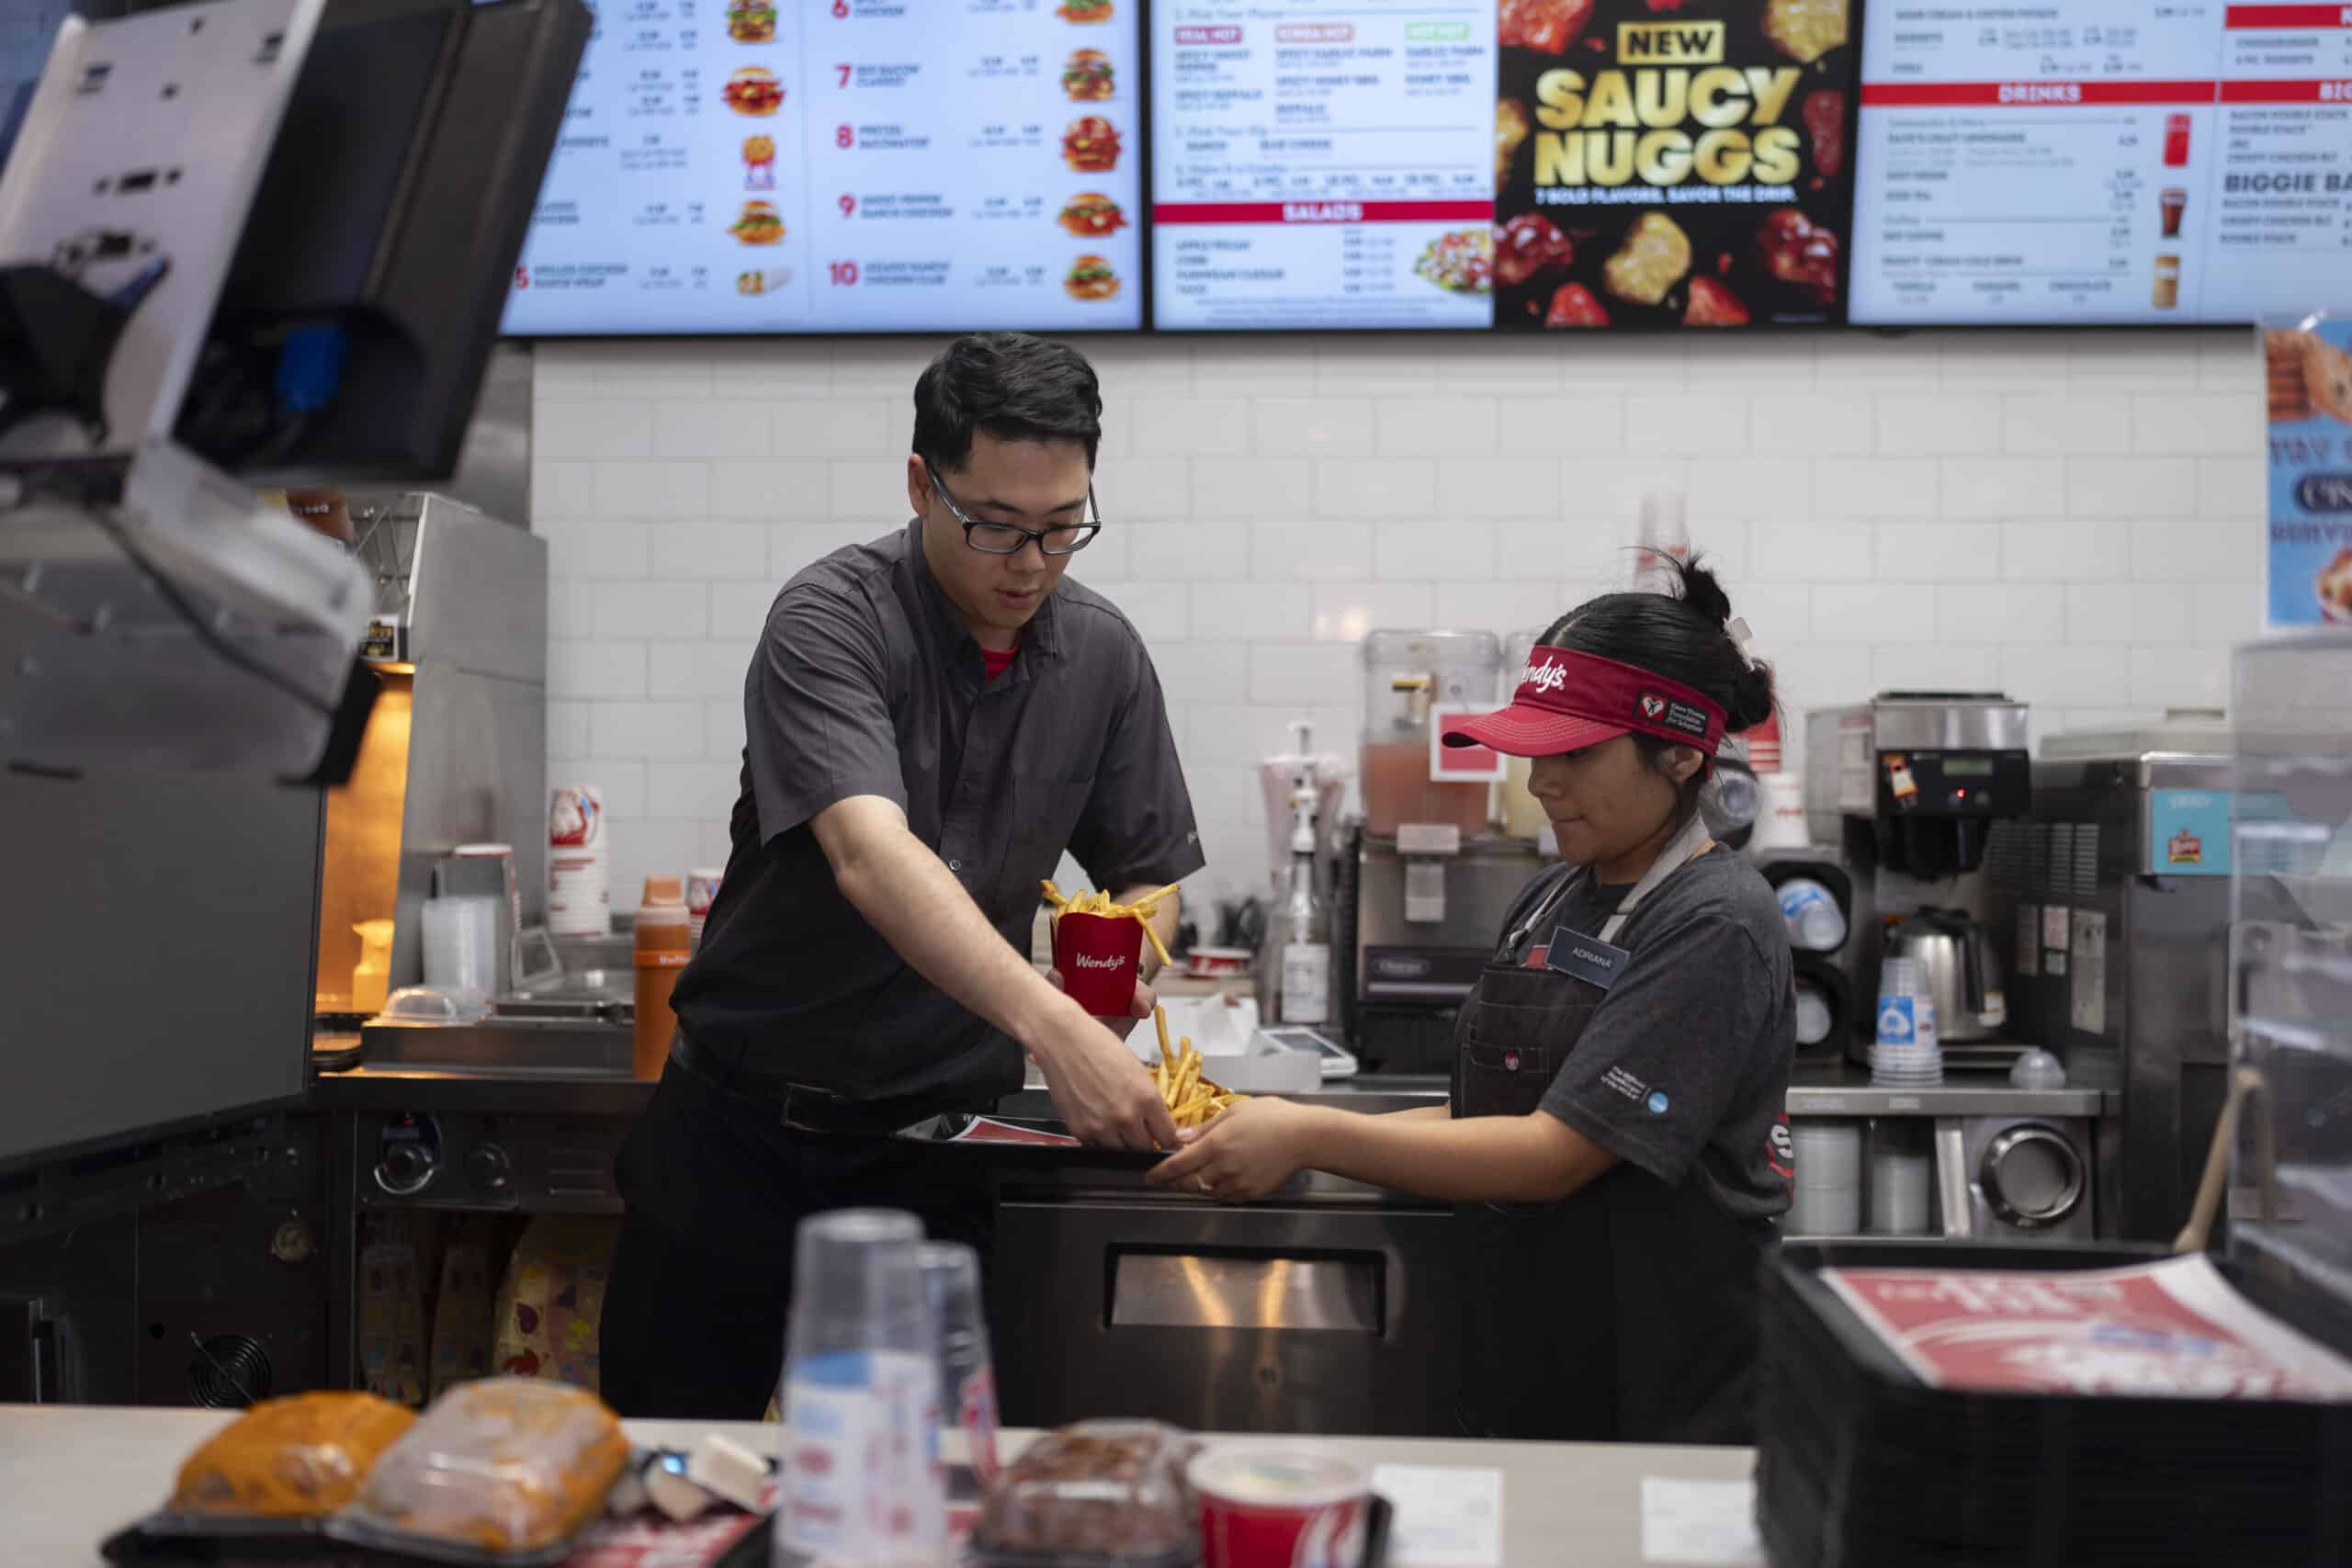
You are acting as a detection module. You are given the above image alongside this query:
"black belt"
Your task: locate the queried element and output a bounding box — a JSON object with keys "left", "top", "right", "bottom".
{"left": 668, "top": 1029, "right": 982, "bottom": 1138}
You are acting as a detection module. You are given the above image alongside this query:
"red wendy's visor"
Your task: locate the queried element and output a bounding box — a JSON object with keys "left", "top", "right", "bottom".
{"left": 1442, "top": 646, "right": 1725, "bottom": 761}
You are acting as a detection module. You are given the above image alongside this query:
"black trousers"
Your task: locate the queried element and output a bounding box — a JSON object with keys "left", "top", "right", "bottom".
{"left": 599, "top": 1055, "right": 995, "bottom": 1419}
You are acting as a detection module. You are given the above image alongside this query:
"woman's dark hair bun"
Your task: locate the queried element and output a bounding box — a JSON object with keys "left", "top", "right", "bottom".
{"left": 1660, "top": 555, "right": 1776, "bottom": 732}
{"left": 1729, "top": 659, "right": 1778, "bottom": 732}
{"left": 1667, "top": 554, "right": 1736, "bottom": 628}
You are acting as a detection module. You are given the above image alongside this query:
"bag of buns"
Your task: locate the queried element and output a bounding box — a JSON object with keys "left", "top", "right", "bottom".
{"left": 342, "top": 1377, "right": 628, "bottom": 1557}
{"left": 171, "top": 1392, "right": 416, "bottom": 1519}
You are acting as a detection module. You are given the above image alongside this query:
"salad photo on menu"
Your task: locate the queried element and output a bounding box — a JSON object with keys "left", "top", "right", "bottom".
{"left": 1492, "top": 0, "right": 1859, "bottom": 329}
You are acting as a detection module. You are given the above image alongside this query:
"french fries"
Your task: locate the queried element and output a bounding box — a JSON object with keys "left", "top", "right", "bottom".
{"left": 1150, "top": 1032, "right": 1247, "bottom": 1132}
{"left": 1041, "top": 880, "right": 1177, "bottom": 970}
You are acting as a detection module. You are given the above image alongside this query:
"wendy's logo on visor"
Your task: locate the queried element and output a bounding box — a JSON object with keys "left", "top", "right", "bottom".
{"left": 1639, "top": 694, "right": 1667, "bottom": 720}
{"left": 1522, "top": 660, "right": 1569, "bottom": 696}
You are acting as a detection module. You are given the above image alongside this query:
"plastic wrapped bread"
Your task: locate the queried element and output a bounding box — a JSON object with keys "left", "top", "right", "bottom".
{"left": 345, "top": 1377, "right": 628, "bottom": 1556}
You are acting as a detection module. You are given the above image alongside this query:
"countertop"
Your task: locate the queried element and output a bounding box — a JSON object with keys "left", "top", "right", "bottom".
{"left": 2, "top": 1404, "right": 1758, "bottom": 1568}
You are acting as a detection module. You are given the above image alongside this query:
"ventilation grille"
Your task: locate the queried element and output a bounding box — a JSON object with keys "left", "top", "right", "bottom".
{"left": 1984, "top": 819, "right": 2034, "bottom": 894}
{"left": 188, "top": 1333, "right": 272, "bottom": 1409}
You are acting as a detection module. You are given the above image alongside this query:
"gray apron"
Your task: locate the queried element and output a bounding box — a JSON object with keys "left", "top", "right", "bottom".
{"left": 1451, "top": 815, "right": 1769, "bottom": 1444}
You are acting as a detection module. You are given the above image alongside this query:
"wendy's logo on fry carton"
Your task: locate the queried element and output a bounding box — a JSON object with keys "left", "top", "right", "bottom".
{"left": 1071, "top": 953, "right": 1127, "bottom": 970}
{"left": 2168, "top": 830, "right": 2202, "bottom": 865}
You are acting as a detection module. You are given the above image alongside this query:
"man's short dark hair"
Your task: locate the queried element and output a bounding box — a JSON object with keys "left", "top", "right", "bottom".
{"left": 912, "top": 333, "right": 1102, "bottom": 475}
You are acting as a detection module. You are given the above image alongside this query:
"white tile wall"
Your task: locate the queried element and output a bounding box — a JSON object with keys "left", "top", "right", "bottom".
{"left": 533, "top": 330, "right": 2267, "bottom": 907}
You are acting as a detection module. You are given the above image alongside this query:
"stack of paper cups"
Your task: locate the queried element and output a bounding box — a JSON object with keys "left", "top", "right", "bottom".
{"left": 546, "top": 785, "right": 610, "bottom": 938}
{"left": 1788, "top": 1120, "right": 1863, "bottom": 1235}
{"left": 1748, "top": 773, "right": 1811, "bottom": 856}
{"left": 686, "top": 867, "right": 724, "bottom": 950}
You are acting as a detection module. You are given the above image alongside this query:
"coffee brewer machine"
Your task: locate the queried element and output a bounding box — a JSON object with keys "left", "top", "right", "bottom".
{"left": 1804, "top": 694, "right": 2032, "bottom": 1067}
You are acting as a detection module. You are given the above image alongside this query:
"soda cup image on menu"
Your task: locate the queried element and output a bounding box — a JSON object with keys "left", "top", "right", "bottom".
{"left": 2164, "top": 112, "right": 2191, "bottom": 167}
{"left": 2160, "top": 187, "right": 2187, "bottom": 238}
{"left": 2153, "top": 254, "right": 2181, "bottom": 310}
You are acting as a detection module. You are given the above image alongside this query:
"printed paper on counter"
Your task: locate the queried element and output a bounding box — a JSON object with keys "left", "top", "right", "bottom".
{"left": 1821, "top": 1254, "right": 2352, "bottom": 1400}
{"left": 1640, "top": 1477, "right": 1763, "bottom": 1566}
{"left": 1368, "top": 1464, "right": 1504, "bottom": 1568}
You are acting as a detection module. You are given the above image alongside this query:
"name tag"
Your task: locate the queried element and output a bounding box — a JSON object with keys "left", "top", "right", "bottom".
{"left": 1543, "top": 928, "right": 1630, "bottom": 990}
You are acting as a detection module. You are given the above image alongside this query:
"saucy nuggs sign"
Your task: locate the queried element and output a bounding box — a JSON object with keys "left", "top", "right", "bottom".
{"left": 1492, "top": 0, "right": 1859, "bottom": 329}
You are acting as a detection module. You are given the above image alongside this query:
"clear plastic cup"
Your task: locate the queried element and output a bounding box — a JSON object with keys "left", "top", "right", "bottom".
{"left": 919, "top": 1242, "right": 1000, "bottom": 1498}
{"left": 1776, "top": 879, "right": 1848, "bottom": 952}
{"left": 776, "top": 1210, "right": 946, "bottom": 1567}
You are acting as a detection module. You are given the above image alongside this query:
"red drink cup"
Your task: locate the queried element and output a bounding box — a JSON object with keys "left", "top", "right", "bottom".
{"left": 1192, "top": 1448, "right": 1370, "bottom": 1568}
{"left": 2163, "top": 112, "right": 2190, "bottom": 167}
{"left": 1052, "top": 911, "right": 1143, "bottom": 1017}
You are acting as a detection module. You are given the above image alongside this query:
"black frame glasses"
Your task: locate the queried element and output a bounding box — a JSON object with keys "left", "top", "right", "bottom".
{"left": 929, "top": 469, "right": 1101, "bottom": 557}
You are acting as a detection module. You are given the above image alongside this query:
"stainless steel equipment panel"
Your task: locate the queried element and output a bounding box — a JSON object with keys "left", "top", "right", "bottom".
{"left": 993, "top": 1179, "right": 1459, "bottom": 1438}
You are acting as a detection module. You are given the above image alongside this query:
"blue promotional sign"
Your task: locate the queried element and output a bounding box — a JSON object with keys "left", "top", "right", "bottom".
{"left": 2265, "top": 313, "right": 2352, "bottom": 631}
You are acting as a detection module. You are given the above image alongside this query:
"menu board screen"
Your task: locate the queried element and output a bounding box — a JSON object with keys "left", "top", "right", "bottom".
{"left": 1490, "top": 0, "right": 1858, "bottom": 330}
{"left": 1149, "top": 3, "right": 1500, "bottom": 329}
{"left": 1149, "top": 0, "right": 1859, "bottom": 332}
{"left": 1849, "top": 3, "right": 2352, "bottom": 325}
{"left": 502, "top": 0, "right": 1145, "bottom": 335}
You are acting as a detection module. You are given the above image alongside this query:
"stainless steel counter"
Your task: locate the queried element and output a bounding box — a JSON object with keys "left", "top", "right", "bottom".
{"left": 313, "top": 1058, "right": 2116, "bottom": 1121}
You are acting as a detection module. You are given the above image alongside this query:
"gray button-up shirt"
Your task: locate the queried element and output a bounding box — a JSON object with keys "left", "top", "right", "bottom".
{"left": 673, "top": 521, "right": 1204, "bottom": 1109}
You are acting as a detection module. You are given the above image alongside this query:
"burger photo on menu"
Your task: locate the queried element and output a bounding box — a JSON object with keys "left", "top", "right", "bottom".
{"left": 1062, "top": 116, "right": 1121, "bottom": 173}
{"left": 729, "top": 201, "right": 786, "bottom": 244}
{"left": 725, "top": 0, "right": 775, "bottom": 43}
{"left": 721, "top": 65, "right": 784, "bottom": 117}
{"left": 1064, "top": 254, "right": 1120, "bottom": 300}
{"left": 1057, "top": 191, "right": 1127, "bottom": 238}
{"left": 1057, "top": 0, "right": 1114, "bottom": 22}
{"left": 1062, "top": 48, "right": 1115, "bottom": 100}
{"left": 1491, "top": 0, "right": 1858, "bottom": 331}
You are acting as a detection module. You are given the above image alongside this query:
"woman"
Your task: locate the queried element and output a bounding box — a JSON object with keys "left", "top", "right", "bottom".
{"left": 1152, "top": 559, "right": 1793, "bottom": 1444}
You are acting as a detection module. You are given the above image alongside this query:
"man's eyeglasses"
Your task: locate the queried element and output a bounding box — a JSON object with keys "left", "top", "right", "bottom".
{"left": 929, "top": 469, "right": 1101, "bottom": 557}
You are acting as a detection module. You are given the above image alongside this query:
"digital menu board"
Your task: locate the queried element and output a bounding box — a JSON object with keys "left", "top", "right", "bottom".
{"left": 1149, "top": 0, "right": 1859, "bottom": 331}
{"left": 1850, "top": 3, "right": 2352, "bottom": 326}
{"left": 501, "top": 0, "right": 1145, "bottom": 335}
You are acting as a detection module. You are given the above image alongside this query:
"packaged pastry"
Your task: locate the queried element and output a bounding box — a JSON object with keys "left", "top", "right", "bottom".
{"left": 341, "top": 1378, "right": 628, "bottom": 1560}
{"left": 971, "top": 1420, "right": 1198, "bottom": 1567}
{"left": 169, "top": 1392, "right": 416, "bottom": 1519}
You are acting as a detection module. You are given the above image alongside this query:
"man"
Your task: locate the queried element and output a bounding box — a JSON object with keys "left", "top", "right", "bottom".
{"left": 600, "top": 333, "right": 1203, "bottom": 1417}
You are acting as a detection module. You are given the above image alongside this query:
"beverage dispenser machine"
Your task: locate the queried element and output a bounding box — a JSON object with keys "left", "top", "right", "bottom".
{"left": 1340, "top": 631, "right": 1542, "bottom": 1069}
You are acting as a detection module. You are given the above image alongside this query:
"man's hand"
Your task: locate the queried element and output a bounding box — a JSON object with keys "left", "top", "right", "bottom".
{"left": 1046, "top": 970, "right": 1156, "bottom": 1043}
{"left": 1030, "top": 1003, "right": 1179, "bottom": 1151}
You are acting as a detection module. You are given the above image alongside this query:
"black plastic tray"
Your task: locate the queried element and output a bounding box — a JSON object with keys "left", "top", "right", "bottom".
{"left": 1757, "top": 1241, "right": 2352, "bottom": 1568}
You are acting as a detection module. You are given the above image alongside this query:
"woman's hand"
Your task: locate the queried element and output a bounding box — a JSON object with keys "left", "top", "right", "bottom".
{"left": 1148, "top": 1099, "right": 1318, "bottom": 1201}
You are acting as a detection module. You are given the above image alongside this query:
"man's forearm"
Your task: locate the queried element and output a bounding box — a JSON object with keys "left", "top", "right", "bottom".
{"left": 831, "top": 815, "right": 1078, "bottom": 1052}
{"left": 1292, "top": 1103, "right": 1617, "bottom": 1204}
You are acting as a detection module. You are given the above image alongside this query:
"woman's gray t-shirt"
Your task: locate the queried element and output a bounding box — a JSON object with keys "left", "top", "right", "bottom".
{"left": 1502, "top": 847, "right": 1796, "bottom": 1224}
